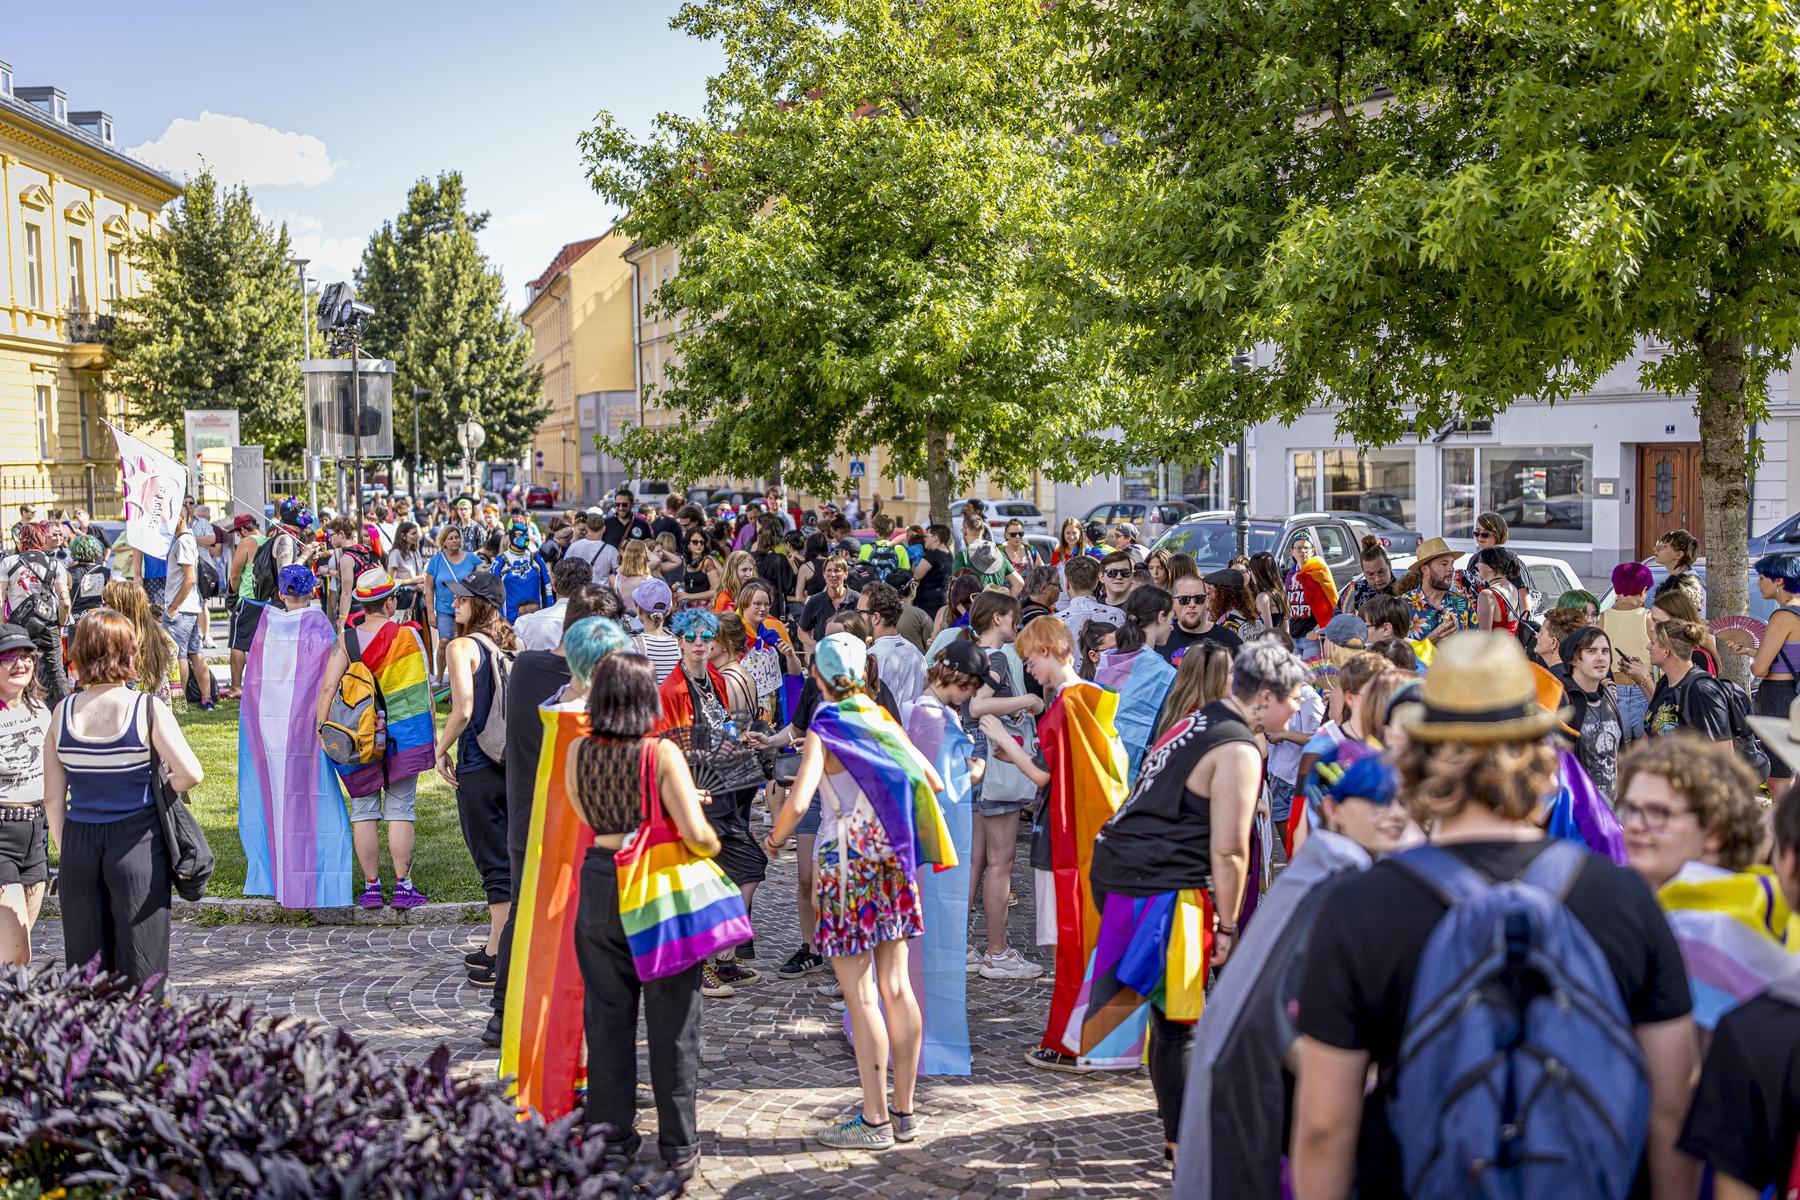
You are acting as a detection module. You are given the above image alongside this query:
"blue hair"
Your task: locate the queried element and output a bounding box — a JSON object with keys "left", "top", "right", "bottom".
{"left": 563, "top": 616, "right": 628, "bottom": 681}
{"left": 669, "top": 608, "right": 720, "bottom": 639}
{"left": 1756, "top": 552, "right": 1800, "bottom": 594}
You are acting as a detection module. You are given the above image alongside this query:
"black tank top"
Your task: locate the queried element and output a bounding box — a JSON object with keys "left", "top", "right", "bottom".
{"left": 1089, "top": 700, "right": 1258, "bottom": 898}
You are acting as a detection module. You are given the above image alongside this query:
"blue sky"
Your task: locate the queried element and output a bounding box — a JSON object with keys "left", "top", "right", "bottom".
{"left": 4, "top": 1, "right": 721, "bottom": 305}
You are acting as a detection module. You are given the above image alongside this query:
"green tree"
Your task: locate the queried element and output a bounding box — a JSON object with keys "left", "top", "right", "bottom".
{"left": 1079, "top": 0, "right": 1800, "bottom": 629}
{"left": 581, "top": 0, "right": 1119, "bottom": 522}
{"left": 106, "top": 168, "right": 309, "bottom": 461}
{"left": 356, "top": 173, "right": 541, "bottom": 475}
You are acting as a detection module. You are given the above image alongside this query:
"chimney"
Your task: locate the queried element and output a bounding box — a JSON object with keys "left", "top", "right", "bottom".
{"left": 16, "top": 85, "right": 67, "bottom": 124}
{"left": 69, "top": 111, "right": 114, "bottom": 144}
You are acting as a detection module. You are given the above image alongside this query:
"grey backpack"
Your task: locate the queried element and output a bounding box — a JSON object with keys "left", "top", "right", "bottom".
{"left": 468, "top": 632, "right": 513, "bottom": 762}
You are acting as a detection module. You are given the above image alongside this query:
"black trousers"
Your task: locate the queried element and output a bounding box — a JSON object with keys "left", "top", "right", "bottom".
{"left": 455, "top": 765, "right": 511, "bottom": 904}
{"left": 32, "top": 626, "right": 66, "bottom": 708}
{"left": 60, "top": 808, "right": 170, "bottom": 990}
{"left": 574, "top": 850, "right": 702, "bottom": 1164}
{"left": 1149, "top": 1004, "right": 1195, "bottom": 1143}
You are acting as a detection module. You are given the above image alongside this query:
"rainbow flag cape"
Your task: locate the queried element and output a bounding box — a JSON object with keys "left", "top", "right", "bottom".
{"left": 1037, "top": 680, "right": 1130, "bottom": 1060}
{"left": 238, "top": 603, "right": 354, "bottom": 908}
{"left": 898, "top": 695, "right": 975, "bottom": 1074}
{"left": 500, "top": 702, "right": 594, "bottom": 1118}
{"left": 1659, "top": 861, "right": 1800, "bottom": 1030}
{"left": 1095, "top": 648, "right": 1177, "bottom": 784}
{"left": 334, "top": 620, "right": 435, "bottom": 797}
{"left": 808, "top": 693, "right": 954, "bottom": 880}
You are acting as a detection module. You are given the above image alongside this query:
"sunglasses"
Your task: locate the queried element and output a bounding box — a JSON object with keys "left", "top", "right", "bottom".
{"left": 1006, "top": 529, "right": 1023, "bottom": 537}
{"left": 0, "top": 649, "right": 33, "bottom": 665}
{"left": 680, "top": 631, "right": 717, "bottom": 643}
{"left": 1474, "top": 530, "right": 1495, "bottom": 539}
{"left": 1173, "top": 594, "right": 1206, "bottom": 606}
{"left": 1103, "top": 568, "right": 1133, "bottom": 580}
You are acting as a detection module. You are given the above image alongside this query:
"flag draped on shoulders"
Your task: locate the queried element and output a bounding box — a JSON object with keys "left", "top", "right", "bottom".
{"left": 238, "top": 603, "right": 353, "bottom": 908}
{"left": 1095, "top": 647, "right": 1177, "bottom": 783}
{"left": 1037, "top": 680, "right": 1130, "bottom": 1061}
{"left": 334, "top": 620, "right": 434, "bottom": 797}
{"left": 1659, "top": 861, "right": 1800, "bottom": 1030}
{"left": 1542, "top": 748, "right": 1626, "bottom": 864}
{"left": 809, "top": 693, "right": 954, "bottom": 881}
{"left": 898, "top": 695, "right": 975, "bottom": 1074}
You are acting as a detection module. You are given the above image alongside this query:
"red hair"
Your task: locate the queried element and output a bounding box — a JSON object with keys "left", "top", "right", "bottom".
{"left": 16, "top": 523, "right": 46, "bottom": 552}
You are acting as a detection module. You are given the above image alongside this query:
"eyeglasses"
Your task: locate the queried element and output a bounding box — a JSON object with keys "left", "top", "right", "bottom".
{"left": 1173, "top": 594, "right": 1206, "bottom": 606}
{"left": 1103, "top": 568, "right": 1133, "bottom": 580}
{"left": 1618, "top": 800, "right": 1692, "bottom": 833}
{"left": 0, "top": 649, "right": 33, "bottom": 665}
{"left": 680, "top": 631, "right": 717, "bottom": 643}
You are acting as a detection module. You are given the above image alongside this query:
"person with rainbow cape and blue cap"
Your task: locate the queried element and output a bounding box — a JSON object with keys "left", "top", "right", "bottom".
{"left": 762, "top": 631, "right": 957, "bottom": 1153}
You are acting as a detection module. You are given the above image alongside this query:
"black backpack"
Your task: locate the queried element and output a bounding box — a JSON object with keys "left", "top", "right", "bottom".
{"left": 1720, "top": 676, "right": 1773, "bottom": 779}
{"left": 197, "top": 555, "right": 221, "bottom": 601}
{"left": 8, "top": 551, "right": 58, "bottom": 635}
{"left": 251, "top": 534, "right": 288, "bottom": 602}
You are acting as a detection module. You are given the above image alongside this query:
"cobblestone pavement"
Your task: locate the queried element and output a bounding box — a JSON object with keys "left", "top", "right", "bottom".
{"left": 31, "top": 834, "right": 1166, "bottom": 1198}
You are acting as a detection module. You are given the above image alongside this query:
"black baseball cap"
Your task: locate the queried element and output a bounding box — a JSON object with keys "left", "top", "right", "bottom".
{"left": 446, "top": 569, "right": 505, "bottom": 608}
{"left": 934, "top": 639, "right": 1006, "bottom": 690}
{"left": 0, "top": 624, "right": 33, "bottom": 655}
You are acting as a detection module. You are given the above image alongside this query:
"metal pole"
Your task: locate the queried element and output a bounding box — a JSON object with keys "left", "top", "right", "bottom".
{"left": 1232, "top": 350, "right": 1252, "bottom": 557}
{"left": 293, "top": 259, "right": 318, "bottom": 518}
{"left": 411, "top": 386, "right": 426, "bottom": 505}
{"left": 351, "top": 333, "right": 363, "bottom": 526}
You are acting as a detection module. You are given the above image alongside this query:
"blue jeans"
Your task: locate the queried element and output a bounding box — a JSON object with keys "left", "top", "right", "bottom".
{"left": 1615, "top": 683, "right": 1648, "bottom": 742}
{"left": 1268, "top": 777, "right": 1296, "bottom": 825}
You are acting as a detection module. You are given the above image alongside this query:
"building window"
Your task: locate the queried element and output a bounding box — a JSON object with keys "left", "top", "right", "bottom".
{"left": 67, "top": 237, "right": 85, "bottom": 311}
{"left": 23, "top": 224, "right": 42, "bottom": 309}
{"left": 0, "top": 65, "right": 11, "bottom": 96}
{"left": 106, "top": 249, "right": 122, "bottom": 307}
{"left": 1322, "top": 448, "right": 1417, "bottom": 527}
{"left": 77, "top": 388, "right": 90, "bottom": 458}
{"left": 1441, "top": 445, "right": 1592, "bottom": 543}
{"left": 1291, "top": 451, "right": 1318, "bottom": 511}
{"left": 33, "top": 387, "right": 50, "bottom": 459}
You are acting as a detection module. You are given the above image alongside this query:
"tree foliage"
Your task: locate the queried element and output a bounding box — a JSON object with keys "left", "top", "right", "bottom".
{"left": 356, "top": 173, "right": 543, "bottom": 471}
{"left": 105, "top": 168, "right": 310, "bottom": 461}
{"left": 1078, "top": 0, "right": 1800, "bottom": 626}
{"left": 582, "top": 0, "right": 1119, "bottom": 521}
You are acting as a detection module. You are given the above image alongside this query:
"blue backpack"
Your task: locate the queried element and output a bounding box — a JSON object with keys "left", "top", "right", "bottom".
{"left": 1388, "top": 841, "right": 1649, "bottom": 1200}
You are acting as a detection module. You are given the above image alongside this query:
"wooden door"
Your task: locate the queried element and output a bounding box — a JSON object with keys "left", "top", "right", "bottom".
{"left": 1636, "top": 444, "right": 1704, "bottom": 559}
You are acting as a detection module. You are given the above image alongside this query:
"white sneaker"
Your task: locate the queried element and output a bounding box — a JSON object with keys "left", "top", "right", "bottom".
{"left": 978, "top": 949, "right": 1045, "bottom": 981}
{"left": 816, "top": 979, "right": 843, "bottom": 999}
{"left": 965, "top": 946, "right": 980, "bottom": 974}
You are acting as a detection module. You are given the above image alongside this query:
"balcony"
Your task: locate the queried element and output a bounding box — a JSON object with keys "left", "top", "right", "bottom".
{"left": 67, "top": 309, "right": 115, "bottom": 345}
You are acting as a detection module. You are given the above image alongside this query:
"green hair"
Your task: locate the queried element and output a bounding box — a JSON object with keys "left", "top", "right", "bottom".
{"left": 1556, "top": 589, "right": 1599, "bottom": 613}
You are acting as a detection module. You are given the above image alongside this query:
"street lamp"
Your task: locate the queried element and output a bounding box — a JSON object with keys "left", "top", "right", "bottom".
{"left": 410, "top": 386, "right": 429, "bottom": 504}
{"left": 287, "top": 257, "right": 317, "bottom": 516}
{"left": 458, "top": 418, "right": 486, "bottom": 501}
{"left": 1231, "top": 349, "right": 1253, "bottom": 558}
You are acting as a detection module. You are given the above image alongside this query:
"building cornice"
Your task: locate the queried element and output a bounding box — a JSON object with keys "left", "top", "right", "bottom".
{"left": 0, "top": 114, "right": 180, "bottom": 207}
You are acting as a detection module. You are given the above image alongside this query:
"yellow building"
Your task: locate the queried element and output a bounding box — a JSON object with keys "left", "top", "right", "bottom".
{"left": 522, "top": 230, "right": 637, "bottom": 507}
{"left": 0, "top": 61, "right": 180, "bottom": 524}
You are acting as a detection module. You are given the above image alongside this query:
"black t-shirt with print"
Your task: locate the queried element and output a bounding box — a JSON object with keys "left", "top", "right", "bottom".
{"left": 601, "top": 514, "right": 654, "bottom": 550}
{"left": 1647, "top": 669, "right": 1733, "bottom": 741}
{"left": 1564, "top": 680, "right": 1624, "bottom": 799}
{"left": 1295, "top": 840, "right": 1692, "bottom": 1196}
{"left": 1679, "top": 991, "right": 1800, "bottom": 1191}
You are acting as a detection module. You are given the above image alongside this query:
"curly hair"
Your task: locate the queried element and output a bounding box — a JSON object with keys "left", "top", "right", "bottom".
{"left": 1618, "top": 734, "right": 1765, "bottom": 870}
{"left": 1394, "top": 738, "right": 1560, "bottom": 825}
{"left": 669, "top": 607, "right": 720, "bottom": 639}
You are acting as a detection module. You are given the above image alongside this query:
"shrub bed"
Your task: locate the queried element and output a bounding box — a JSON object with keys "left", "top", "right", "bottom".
{"left": 0, "top": 962, "right": 678, "bottom": 1198}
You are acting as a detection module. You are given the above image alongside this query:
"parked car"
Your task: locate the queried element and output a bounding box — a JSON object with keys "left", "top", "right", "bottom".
{"left": 523, "top": 485, "right": 557, "bottom": 509}
{"left": 1600, "top": 559, "right": 1777, "bottom": 622}
{"left": 948, "top": 498, "right": 1049, "bottom": 544}
{"left": 1749, "top": 513, "right": 1800, "bottom": 557}
{"left": 1332, "top": 510, "right": 1424, "bottom": 558}
{"left": 1152, "top": 512, "right": 1364, "bottom": 588}
{"left": 1081, "top": 500, "right": 1198, "bottom": 543}
{"left": 1446, "top": 552, "right": 1582, "bottom": 612}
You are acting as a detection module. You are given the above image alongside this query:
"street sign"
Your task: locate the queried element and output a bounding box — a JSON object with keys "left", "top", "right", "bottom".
{"left": 849, "top": 459, "right": 865, "bottom": 478}
{"left": 535, "top": 449, "right": 544, "bottom": 468}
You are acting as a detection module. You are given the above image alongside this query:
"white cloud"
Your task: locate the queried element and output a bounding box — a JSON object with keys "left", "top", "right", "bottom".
{"left": 496, "top": 209, "right": 547, "bottom": 230}
{"left": 268, "top": 213, "right": 363, "bottom": 290}
{"left": 129, "top": 112, "right": 342, "bottom": 187}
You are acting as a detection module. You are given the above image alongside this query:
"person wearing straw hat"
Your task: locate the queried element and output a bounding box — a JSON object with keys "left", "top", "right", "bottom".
{"left": 1290, "top": 632, "right": 1699, "bottom": 1200}
{"left": 1397, "top": 536, "right": 1477, "bottom": 645}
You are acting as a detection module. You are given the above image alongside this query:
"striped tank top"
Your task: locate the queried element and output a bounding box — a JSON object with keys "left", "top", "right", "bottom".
{"left": 57, "top": 692, "right": 154, "bottom": 822}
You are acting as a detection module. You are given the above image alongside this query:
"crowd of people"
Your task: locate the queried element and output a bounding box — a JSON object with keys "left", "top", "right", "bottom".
{"left": 5, "top": 486, "right": 1800, "bottom": 1195}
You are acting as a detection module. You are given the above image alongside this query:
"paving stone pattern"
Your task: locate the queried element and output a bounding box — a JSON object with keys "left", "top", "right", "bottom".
{"left": 31, "top": 834, "right": 1165, "bottom": 1197}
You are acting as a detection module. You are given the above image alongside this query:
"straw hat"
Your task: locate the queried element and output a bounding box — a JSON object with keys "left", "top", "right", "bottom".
{"left": 1750, "top": 697, "right": 1800, "bottom": 771}
{"left": 1414, "top": 536, "right": 1457, "bottom": 566}
{"left": 1400, "top": 631, "right": 1564, "bottom": 743}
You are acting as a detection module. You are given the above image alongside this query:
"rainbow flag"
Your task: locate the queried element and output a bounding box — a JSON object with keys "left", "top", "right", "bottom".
{"left": 617, "top": 812, "right": 752, "bottom": 980}
{"left": 1659, "top": 861, "right": 1800, "bottom": 1030}
{"left": 1037, "top": 681, "right": 1130, "bottom": 1061}
{"left": 238, "top": 603, "right": 354, "bottom": 908}
{"left": 500, "top": 702, "right": 593, "bottom": 1119}
{"left": 808, "top": 693, "right": 955, "bottom": 880}
{"left": 1095, "top": 647, "right": 1177, "bottom": 783}
{"left": 334, "top": 620, "right": 435, "bottom": 798}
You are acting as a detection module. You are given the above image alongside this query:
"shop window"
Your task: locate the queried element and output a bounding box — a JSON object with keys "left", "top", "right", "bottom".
{"left": 1322, "top": 448, "right": 1416, "bottom": 527}
{"left": 1292, "top": 451, "right": 1318, "bottom": 512}
{"left": 1441, "top": 445, "right": 1591, "bottom": 543}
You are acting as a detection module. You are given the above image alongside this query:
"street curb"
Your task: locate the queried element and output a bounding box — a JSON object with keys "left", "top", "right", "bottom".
{"left": 37, "top": 895, "right": 487, "bottom": 926}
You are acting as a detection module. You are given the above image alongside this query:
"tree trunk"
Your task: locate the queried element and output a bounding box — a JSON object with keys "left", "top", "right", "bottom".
{"left": 1697, "top": 330, "right": 1753, "bottom": 686}
{"left": 926, "top": 418, "right": 952, "bottom": 526}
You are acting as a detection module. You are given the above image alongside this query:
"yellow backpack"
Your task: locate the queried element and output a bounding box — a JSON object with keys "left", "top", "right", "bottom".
{"left": 319, "top": 628, "right": 388, "bottom": 766}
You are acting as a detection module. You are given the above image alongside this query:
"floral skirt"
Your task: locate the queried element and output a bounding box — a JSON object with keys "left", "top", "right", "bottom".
{"left": 814, "top": 826, "right": 923, "bottom": 958}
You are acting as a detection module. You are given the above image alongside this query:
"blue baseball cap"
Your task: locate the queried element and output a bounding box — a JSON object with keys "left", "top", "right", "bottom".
{"left": 277, "top": 564, "right": 318, "bottom": 597}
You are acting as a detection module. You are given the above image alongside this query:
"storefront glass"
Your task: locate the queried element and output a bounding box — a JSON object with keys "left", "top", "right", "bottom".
{"left": 1322, "top": 449, "right": 1416, "bottom": 526}
{"left": 1440, "top": 445, "right": 1592, "bottom": 543}
{"left": 1292, "top": 451, "right": 1317, "bottom": 512}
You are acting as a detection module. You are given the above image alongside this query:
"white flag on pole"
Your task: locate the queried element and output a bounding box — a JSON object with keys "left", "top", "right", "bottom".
{"left": 109, "top": 421, "right": 190, "bottom": 559}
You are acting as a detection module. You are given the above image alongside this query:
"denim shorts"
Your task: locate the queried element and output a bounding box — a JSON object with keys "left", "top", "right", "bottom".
{"left": 1267, "top": 776, "right": 1296, "bottom": 825}
{"left": 974, "top": 793, "right": 1027, "bottom": 818}
{"left": 795, "top": 791, "right": 822, "bottom": 836}
{"left": 436, "top": 611, "right": 457, "bottom": 643}
{"left": 349, "top": 772, "right": 418, "bottom": 822}
{"left": 166, "top": 612, "right": 202, "bottom": 656}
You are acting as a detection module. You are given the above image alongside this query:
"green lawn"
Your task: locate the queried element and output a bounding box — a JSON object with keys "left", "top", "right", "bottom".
{"left": 113, "top": 700, "right": 488, "bottom": 904}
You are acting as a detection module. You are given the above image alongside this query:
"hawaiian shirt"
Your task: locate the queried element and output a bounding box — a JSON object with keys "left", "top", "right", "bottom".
{"left": 1336, "top": 575, "right": 1398, "bottom": 616}
{"left": 1400, "top": 580, "right": 1477, "bottom": 640}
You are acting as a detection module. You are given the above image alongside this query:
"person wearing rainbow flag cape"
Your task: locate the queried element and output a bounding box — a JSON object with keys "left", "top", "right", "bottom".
{"left": 763, "top": 631, "right": 957, "bottom": 1152}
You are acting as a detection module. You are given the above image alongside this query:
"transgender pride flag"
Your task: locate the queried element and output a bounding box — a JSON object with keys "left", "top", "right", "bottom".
{"left": 238, "top": 603, "right": 354, "bottom": 908}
